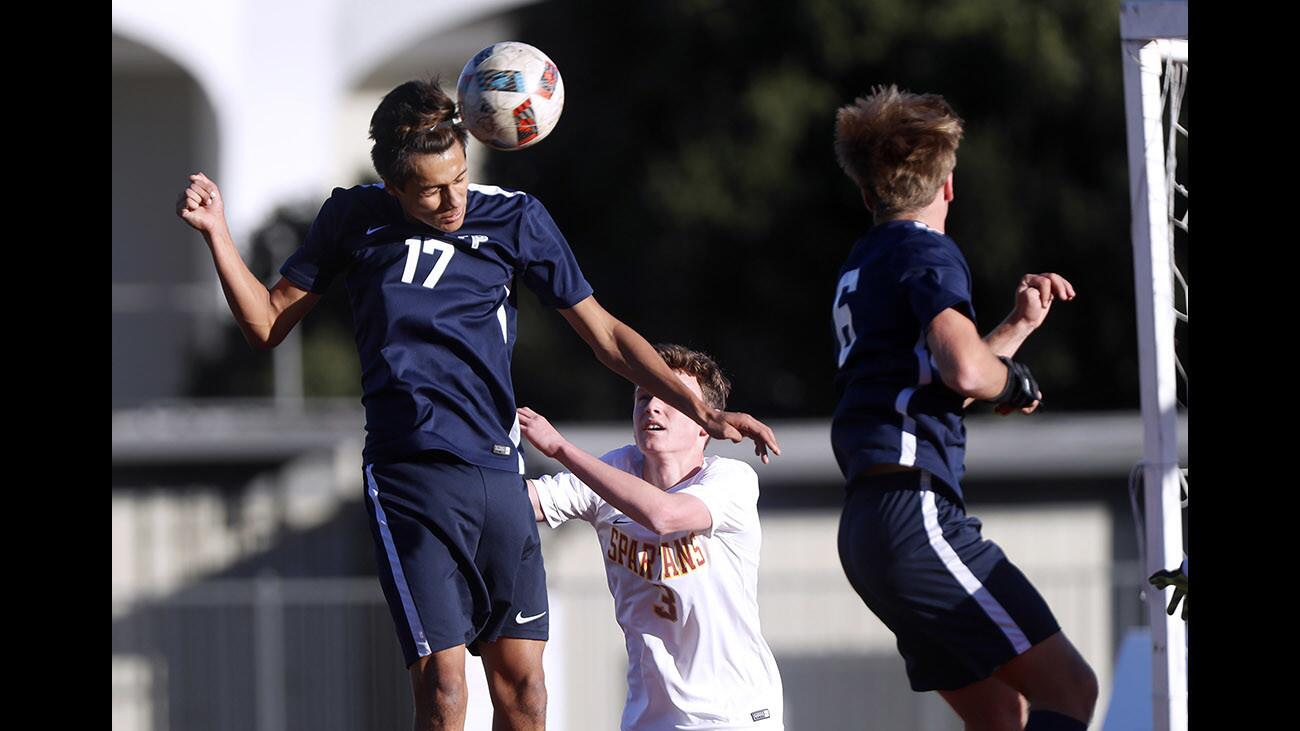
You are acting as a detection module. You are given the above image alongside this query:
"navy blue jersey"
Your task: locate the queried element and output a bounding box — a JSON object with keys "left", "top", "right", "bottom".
{"left": 830, "top": 220, "right": 974, "bottom": 502}
{"left": 280, "top": 183, "right": 593, "bottom": 471}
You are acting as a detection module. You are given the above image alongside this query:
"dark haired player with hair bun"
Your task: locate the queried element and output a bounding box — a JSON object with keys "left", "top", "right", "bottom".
{"left": 176, "top": 77, "right": 780, "bottom": 731}
{"left": 830, "top": 85, "right": 1097, "bottom": 731}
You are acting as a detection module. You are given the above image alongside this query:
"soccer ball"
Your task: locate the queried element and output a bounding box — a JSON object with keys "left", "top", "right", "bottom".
{"left": 456, "top": 42, "right": 565, "bottom": 151}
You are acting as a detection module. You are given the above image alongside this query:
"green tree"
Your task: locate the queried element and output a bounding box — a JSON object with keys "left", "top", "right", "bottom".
{"left": 495, "top": 0, "right": 1137, "bottom": 419}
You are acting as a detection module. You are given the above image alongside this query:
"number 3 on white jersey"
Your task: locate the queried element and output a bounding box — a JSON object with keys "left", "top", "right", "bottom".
{"left": 401, "top": 238, "right": 456, "bottom": 288}
{"left": 834, "top": 269, "right": 859, "bottom": 367}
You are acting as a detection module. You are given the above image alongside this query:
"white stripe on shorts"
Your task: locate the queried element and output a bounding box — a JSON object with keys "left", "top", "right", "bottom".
{"left": 918, "top": 474, "right": 1030, "bottom": 654}
{"left": 365, "top": 464, "right": 432, "bottom": 658}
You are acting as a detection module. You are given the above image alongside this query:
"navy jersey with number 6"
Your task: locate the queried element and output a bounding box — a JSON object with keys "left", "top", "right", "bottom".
{"left": 280, "top": 183, "right": 593, "bottom": 472}
{"left": 830, "top": 220, "right": 975, "bottom": 503}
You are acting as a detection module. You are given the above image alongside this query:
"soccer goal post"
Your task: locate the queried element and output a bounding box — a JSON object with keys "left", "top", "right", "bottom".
{"left": 1120, "top": 3, "right": 1187, "bottom": 731}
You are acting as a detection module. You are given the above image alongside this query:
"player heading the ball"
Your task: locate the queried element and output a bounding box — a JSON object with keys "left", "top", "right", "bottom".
{"left": 520, "top": 344, "right": 784, "bottom": 731}
{"left": 829, "top": 85, "right": 1097, "bottom": 731}
{"left": 176, "top": 75, "right": 779, "bottom": 731}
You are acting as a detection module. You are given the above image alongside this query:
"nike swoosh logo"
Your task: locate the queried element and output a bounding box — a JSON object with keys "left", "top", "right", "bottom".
{"left": 612, "top": 518, "right": 632, "bottom": 524}
{"left": 366, "top": 225, "right": 389, "bottom": 235}
{"left": 515, "top": 611, "right": 547, "bottom": 624}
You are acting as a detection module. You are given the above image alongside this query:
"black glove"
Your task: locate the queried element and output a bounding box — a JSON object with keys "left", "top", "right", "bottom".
{"left": 1148, "top": 567, "right": 1187, "bottom": 620}
{"left": 991, "top": 357, "right": 1040, "bottom": 408}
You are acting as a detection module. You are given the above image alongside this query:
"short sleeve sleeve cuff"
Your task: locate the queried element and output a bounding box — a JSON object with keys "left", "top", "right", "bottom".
{"left": 678, "top": 459, "right": 759, "bottom": 537}
{"left": 279, "top": 190, "right": 347, "bottom": 293}
{"left": 519, "top": 196, "right": 594, "bottom": 308}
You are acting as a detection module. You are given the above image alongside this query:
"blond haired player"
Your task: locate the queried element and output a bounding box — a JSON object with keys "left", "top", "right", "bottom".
{"left": 830, "top": 85, "right": 1096, "bottom": 731}
{"left": 518, "top": 344, "right": 783, "bottom": 731}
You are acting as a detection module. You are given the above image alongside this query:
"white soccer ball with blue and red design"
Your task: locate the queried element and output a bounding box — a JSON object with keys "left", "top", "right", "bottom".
{"left": 457, "top": 42, "right": 565, "bottom": 151}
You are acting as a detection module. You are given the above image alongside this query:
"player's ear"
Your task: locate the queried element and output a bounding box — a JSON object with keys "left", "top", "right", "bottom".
{"left": 943, "top": 172, "right": 954, "bottom": 202}
{"left": 382, "top": 179, "right": 401, "bottom": 196}
{"left": 860, "top": 188, "right": 875, "bottom": 213}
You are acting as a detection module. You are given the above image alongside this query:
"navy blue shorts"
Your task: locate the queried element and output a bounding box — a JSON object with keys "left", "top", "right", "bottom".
{"left": 837, "top": 470, "right": 1060, "bottom": 691}
{"left": 363, "top": 451, "right": 549, "bottom": 667}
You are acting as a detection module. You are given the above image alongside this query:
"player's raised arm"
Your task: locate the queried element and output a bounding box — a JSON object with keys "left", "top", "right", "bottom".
{"left": 518, "top": 407, "right": 712, "bottom": 535}
{"left": 175, "top": 172, "right": 319, "bottom": 349}
{"left": 557, "top": 296, "right": 780, "bottom": 463}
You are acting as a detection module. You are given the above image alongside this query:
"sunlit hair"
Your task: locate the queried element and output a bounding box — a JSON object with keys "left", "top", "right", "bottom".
{"left": 653, "top": 343, "right": 731, "bottom": 411}
{"left": 369, "top": 77, "right": 470, "bottom": 190}
{"left": 834, "top": 84, "right": 964, "bottom": 217}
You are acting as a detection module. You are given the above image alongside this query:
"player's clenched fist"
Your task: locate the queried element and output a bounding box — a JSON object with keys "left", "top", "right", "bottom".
{"left": 1011, "top": 272, "right": 1076, "bottom": 331}
{"left": 176, "top": 172, "right": 228, "bottom": 236}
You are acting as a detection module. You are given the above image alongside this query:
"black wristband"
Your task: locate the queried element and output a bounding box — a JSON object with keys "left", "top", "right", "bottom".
{"left": 992, "top": 356, "right": 1040, "bottom": 408}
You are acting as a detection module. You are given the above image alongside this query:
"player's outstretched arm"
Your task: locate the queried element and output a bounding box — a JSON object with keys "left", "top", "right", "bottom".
{"left": 558, "top": 297, "right": 780, "bottom": 463}
{"left": 983, "top": 273, "right": 1076, "bottom": 358}
{"left": 518, "top": 407, "right": 712, "bottom": 535}
{"left": 176, "top": 172, "right": 319, "bottom": 349}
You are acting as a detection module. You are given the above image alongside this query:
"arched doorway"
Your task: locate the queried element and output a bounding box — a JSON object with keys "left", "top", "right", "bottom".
{"left": 113, "top": 33, "right": 222, "bottom": 408}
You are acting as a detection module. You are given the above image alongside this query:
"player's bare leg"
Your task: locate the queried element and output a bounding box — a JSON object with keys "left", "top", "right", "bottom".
{"left": 939, "top": 677, "right": 1028, "bottom": 731}
{"left": 478, "top": 637, "right": 547, "bottom": 731}
{"left": 993, "top": 631, "right": 1097, "bottom": 728}
{"left": 938, "top": 632, "right": 1095, "bottom": 730}
{"left": 409, "top": 645, "right": 469, "bottom": 731}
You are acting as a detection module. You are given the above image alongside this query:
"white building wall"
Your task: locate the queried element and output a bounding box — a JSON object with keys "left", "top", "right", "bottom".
{"left": 113, "top": 0, "right": 533, "bottom": 246}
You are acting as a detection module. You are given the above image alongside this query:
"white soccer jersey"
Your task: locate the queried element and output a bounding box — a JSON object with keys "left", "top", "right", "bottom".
{"left": 534, "top": 445, "right": 784, "bottom": 731}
